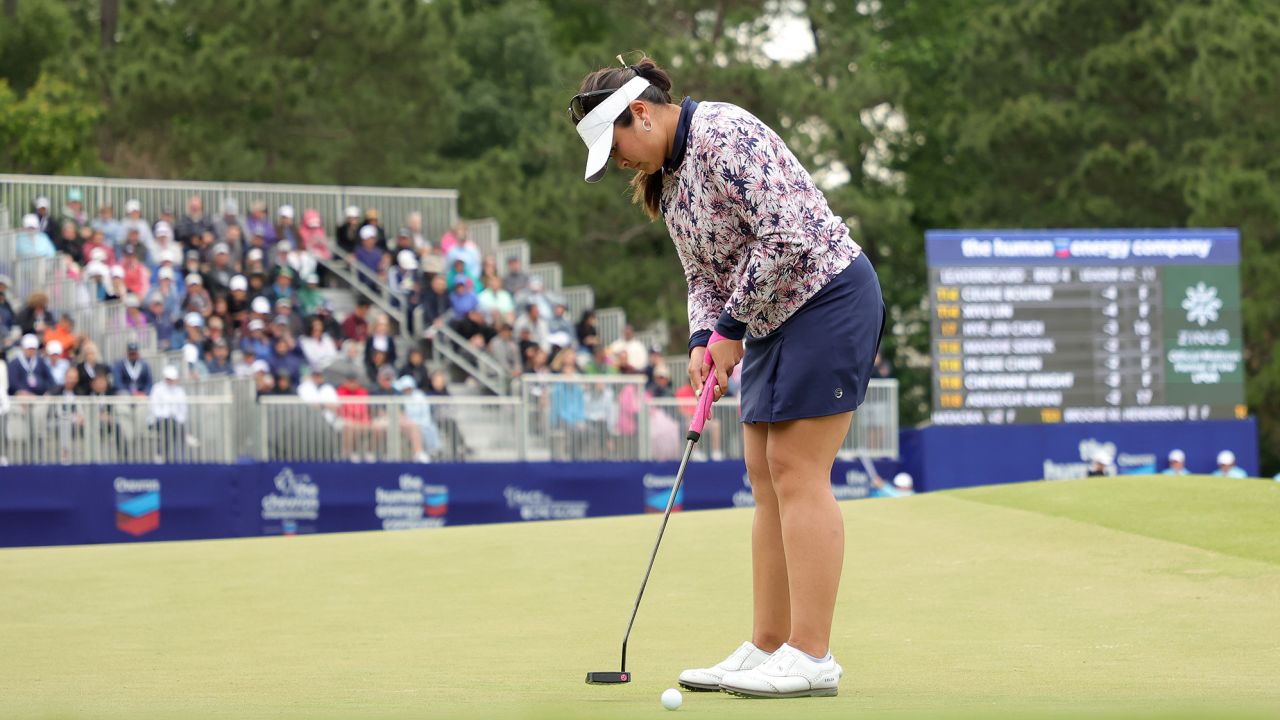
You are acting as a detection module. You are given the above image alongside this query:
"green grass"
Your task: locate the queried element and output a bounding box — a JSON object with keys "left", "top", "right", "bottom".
{"left": 2, "top": 475, "right": 1279, "bottom": 719}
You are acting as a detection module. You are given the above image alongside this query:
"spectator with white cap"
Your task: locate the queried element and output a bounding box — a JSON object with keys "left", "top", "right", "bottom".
{"left": 1087, "top": 448, "right": 1115, "bottom": 477}
{"left": 148, "top": 221, "right": 179, "bottom": 266}
{"left": 336, "top": 205, "right": 363, "bottom": 254}
{"left": 361, "top": 208, "right": 387, "bottom": 248}
{"left": 390, "top": 250, "right": 419, "bottom": 309}
{"left": 241, "top": 317, "right": 273, "bottom": 359}
{"left": 182, "top": 273, "right": 212, "bottom": 316}
{"left": 1213, "top": 450, "right": 1248, "bottom": 479}
{"left": 83, "top": 251, "right": 113, "bottom": 302}
{"left": 205, "top": 339, "right": 234, "bottom": 376}
{"left": 1162, "top": 449, "right": 1189, "bottom": 476}
{"left": 120, "top": 199, "right": 155, "bottom": 253}
{"left": 112, "top": 342, "right": 153, "bottom": 396}
{"left": 8, "top": 334, "right": 55, "bottom": 396}
{"left": 149, "top": 365, "right": 189, "bottom": 462}
{"left": 355, "top": 224, "right": 387, "bottom": 282}
{"left": 176, "top": 195, "right": 215, "bottom": 248}
{"left": 275, "top": 205, "right": 300, "bottom": 249}
{"left": 145, "top": 292, "right": 177, "bottom": 347}
{"left": 16, "top": 214, "right": 56, "bottom": 259}
{"left": 106, "top": 265, "right": 127, "bottom": 302}
{"left": 153, "top": 266, "right": 183, "bottom": 318}
{"left": 45, "top": 340, "right": 71, "bottom": 386}
{"left": 31, "top": 196, "right": 55, "bottom": 236}
{"left": 205, "top": 243, "right": 236, "bottom": 293}
{"left": 245, "top": 200, "right": 277, "bottom": 246}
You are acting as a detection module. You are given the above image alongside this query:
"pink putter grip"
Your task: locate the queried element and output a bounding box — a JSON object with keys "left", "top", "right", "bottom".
{"left": 691, "top": 356, "right": 717, "bottom": 436}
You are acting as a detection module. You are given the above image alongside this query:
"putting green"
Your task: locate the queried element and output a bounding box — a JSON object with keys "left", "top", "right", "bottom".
{"left": 2, "top": 475, "right": 1279, "bottom": 719}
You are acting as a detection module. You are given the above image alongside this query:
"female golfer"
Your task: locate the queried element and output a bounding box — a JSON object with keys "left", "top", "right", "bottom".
{"left": 570, "top": 56, "right": 884, "bottom": 698}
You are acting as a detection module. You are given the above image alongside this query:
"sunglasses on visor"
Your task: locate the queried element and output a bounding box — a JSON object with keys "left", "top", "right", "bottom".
{"left": 566, "top": 89, "right": 618, "bottom": 125}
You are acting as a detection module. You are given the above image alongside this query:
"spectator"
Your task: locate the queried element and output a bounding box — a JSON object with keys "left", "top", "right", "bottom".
{"left": 395, "top": 375, "right": 440, "bottom": 463}
{"left": 582, "top": 381, "right": 616, "bottom": 458}
{"left": 501, "top": 254, "right": 527, "bottom": 297}
{"left": 299, "top": 208, "right": 331, "bottom": 266}
{"left": 451, "top": 308, "right": 494, "bottom": 348}
{"left": 123, "top": 294, "right": 147, "bottom": 329}
{"left": 205, "top": 244, "right": 236, "bottom": 294}
{"left": 177, "top": 312, "right": 205, "bottom": 356}
{"left": 120, "top": 246, "right": 151, "bottom": 298}
{"left": 76, "top": 341, "right": 112, "bottom": 394}
{"left": 149, "top": 366, "right": 189, "bottom": 462}
{"left": 546, "top": 303, "right": 577, "bottom": 353}
{"left": 418, "top": 274, "right": 451, "bottom": 336}
{"left": 478, "top": 275, "right": 516, "bottom": 326}
{"left": 369, "top": 365, "right": 425, "bottom": 461}
{"left": 446, "top": 257, "right": 479, "bottom": 294}
{"left": 56, "top": 222, "right": 86, "bottom": 263}
{"left": 106, "top": 265, "right": 127, "bottom": 302}
{"left": 517, "top": 275, "right": 555, "bottom": 320}
{"left": 361, "top": 208, "right": 388, "bottom": 248}
{"left": 446, "top": 229, "right": 482, "bottom": 281}
{"left": 273, "top": 298, "right": 304, "bottom": 339}
{"left": 153, "top": 266, "right": 183, "bottom": 318}
{"left": 342, "top": 299, "right": 371, "bottom": 342}
{"left": 400, "top": 347, "right": 431, "bottom": 390}
{"left": 151, "top": 222, "right": 180, "bottom": 269}
{"left": 16, "top": 291, "right": 52, "bottom": 336}
{"left": 513, "top": 303, "right": 550, "bottom": 355}
{"left": 391, "top": 250, "right": 420, "bottom": 308}
{"left": 336, "top": 205, "right": 362, "bottom": 254}
{"left": 0, "top": 274, "right": 14, "bottom": 339}
{"left": 245, "top": 200, "right": 277, "bottom": 246}
{"left": 233, "top": 347, "right": 260, "bottom": 378}
{"left": 406, "top": 212, "right": 429, "bottom": 252}
{"left": 83, "top": 228, "right": 117, "bottom": 266}
{"left": 176, "top": 195, "right": 215, "bottom": 249}
{"left": 268, "top": 370, "right": 296, "bottom": 396}
{"left": 1213, "top": 450, "right": 1248, "bottom": 478}
{"left": 270, "top": 334, "right": 306, "bottom": 384}
{"left": 205, "top": 339, "right": 234, "bottom": 375}
{"left": 355, "top": 225, "right": 387, "bottom": 281}
{"left": 439, "top": 221, "right": 466, "bottom": 255}
{"left": 1162, "top": 449, "right": 1189, "bottom": 476}
{"left": 873, "top": 349, "right": 894, "bottom": 379}
{"left": 146, "top": 293, "right": 178, "bottom": 348}
{"left": 297, "top": 273, "right": 324, "bottom": 316}
{"left": 298, "top": 366, "right": 340, "bottom": 430}
{"left": 43, "top": 314, "right": 78, "bottom": 357}
{"left": 32, "top": 195, "right": 55, "bottom": 236}
{"left": 1087, "top": 449, "right": 1115, "bottom": 477}
{"left": 213, "top": 197, "right": 242, "bottom": 244}
{"left": 183, "top": 273, "right": 213, "bottom": 316}
{"left": 424, "top": 367, "right": 469, "bottom": 460}
{"left": 336, "top": 371, "right": 374, "bottom": 462}
{"left": 365, "top": 314, "right": 397, "bottom": 377}
{"left": 16, "top": 214, "right": 56, "bottom": 258}
{"left": 121, "top": 199, "right": 155, "bottom": 254}
{"left": 449, "top": 278, "right": 479, "bottom": 317}
{"left": 45, "top": 340, "right": 71, "bottom": 386}
{"left": 608, "top": 324, "right": 648, "bottom": 372}
{"left": 325, "top": 340, "right": 368, "bottom": 388}
{"left": 239, "top": 318, "right": 271, "bottom": 359}
{"left": 62, "top": 187, "right": 88, "bottom": 226}
{"left": 300, "top": 317, "right": 338, "bottom": 372}
{"left": 91, "top": 203, "right": 125, "bottom": 248}
{"left": 8, "top": 334, "right": 55, "bottom": 396}
{"left": 576, "top": 310, "right": 598, "bottom": 351}
{"left": 649, "top": 365, "right": 674, "bottom": 398}
{"left": 113, "top": 342, "right": 153, "bottom": 396}
{"left": 488, "top": 324, "right": 522, "bottom": 377}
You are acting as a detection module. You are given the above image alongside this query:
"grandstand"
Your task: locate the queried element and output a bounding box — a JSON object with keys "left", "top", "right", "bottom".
{"left": 0, "top": 173, "right": 899, "bottom": 466}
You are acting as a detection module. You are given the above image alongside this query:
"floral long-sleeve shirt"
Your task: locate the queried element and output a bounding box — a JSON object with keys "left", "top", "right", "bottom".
{"left": 660, "top": 101, "right": 860, "bottom": 344}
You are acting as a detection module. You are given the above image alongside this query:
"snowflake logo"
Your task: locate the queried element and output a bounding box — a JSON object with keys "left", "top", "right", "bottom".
{"left": 1181, "top": 282, "right": 1222, "bottom": 327}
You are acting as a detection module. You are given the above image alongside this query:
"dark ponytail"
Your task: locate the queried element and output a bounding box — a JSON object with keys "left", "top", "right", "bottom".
{"left": 576, "top": 57, "right": 674, "bottom": 220}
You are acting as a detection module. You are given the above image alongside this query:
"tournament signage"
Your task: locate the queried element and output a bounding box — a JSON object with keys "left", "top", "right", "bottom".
{"left": 926, "top": 229, "right": 1246, "bottom": 426}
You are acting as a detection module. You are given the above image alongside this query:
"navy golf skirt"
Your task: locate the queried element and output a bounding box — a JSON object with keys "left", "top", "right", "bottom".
{"left": 739, "top": 252, "right": 885, "bottom": 424}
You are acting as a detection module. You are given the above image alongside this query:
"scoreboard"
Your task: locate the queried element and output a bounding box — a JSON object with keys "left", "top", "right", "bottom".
{"left": 926, "top": 229, "right": 1246, "bottom": 426}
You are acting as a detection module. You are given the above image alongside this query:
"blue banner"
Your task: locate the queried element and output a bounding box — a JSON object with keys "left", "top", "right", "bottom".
{"left": 916, "top": 418, "right": 1257, "bottom": 491}
{"left": 926, "top": 228, "right": 1239, "bottom": 266}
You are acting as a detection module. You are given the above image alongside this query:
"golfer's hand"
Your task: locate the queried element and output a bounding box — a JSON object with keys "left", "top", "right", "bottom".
{"left": 707, "top": 338, "right": 743, "bottom": 400}
{"left": 689, "top": 346, "right": 709, "bottom": 393}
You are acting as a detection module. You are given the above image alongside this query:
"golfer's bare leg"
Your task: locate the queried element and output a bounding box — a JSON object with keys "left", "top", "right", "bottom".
{"left": 744, "top": 421, "right": 788, "bottom": 652}
{"left": 767, "top": 411, "right": 853, "bottom": 658}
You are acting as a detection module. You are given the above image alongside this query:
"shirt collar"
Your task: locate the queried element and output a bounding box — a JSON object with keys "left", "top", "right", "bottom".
{"left": 662, "top": 97, "right": 699, "bottom": 175}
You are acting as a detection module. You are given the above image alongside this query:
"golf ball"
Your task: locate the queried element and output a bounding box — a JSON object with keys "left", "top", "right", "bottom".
{"left": 661, "top": 688, "right": 682, "bottom": 710}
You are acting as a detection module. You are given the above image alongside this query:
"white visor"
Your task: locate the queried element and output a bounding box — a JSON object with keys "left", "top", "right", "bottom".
{"left": 576, "top": 76, "right": 651, "bottom": 183}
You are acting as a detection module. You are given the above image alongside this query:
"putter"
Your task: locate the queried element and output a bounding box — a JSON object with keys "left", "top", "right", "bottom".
{"left": 586, "top": 358, "right": 721, "bottom": 685}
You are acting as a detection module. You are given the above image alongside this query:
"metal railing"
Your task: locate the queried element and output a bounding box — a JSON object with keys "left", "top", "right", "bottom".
{"left": 595, "top": 307, "right": 627, "bottom": 347}
{"left": 529, "top": 262, "right": 563, "bottom": 292}
{"left": 259, "top": 395, "right": 524, "bottom": 463}
{"left": 561, "top": 285, "right": 595, "bottom": 321}
{"left": 498, "top": 240, "right": 531, "bottom": 274}
{"left": 0, "top": 378, "right": 898, "bottom": 465}
{"left": 0, "top": 394, "right": 236, "bottom": 465}
{"left": 467, "top": 218, "right": 500, "bottom": 258}
{"left": 0, "top": 174, "right": 459, "bottom": 252}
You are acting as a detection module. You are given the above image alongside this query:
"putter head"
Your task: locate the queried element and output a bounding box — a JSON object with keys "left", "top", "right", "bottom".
{"left": 585, "top": 671, "right": 631, "bottom": 684}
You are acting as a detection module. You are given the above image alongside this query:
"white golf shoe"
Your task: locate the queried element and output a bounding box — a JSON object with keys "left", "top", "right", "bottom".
{"left": 677, "top": 641, "right": 773, "bottom": 692}
{"left": 719, "top": 643, "right": 842, "bottom": 698}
